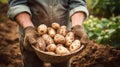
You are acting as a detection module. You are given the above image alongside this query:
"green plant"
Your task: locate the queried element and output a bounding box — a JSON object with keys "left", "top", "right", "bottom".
{"left": 86, "top": 0, "right": 120, "bottom": 18}
{"left": 84, "top": 15, "right": 120, "bottom": 48}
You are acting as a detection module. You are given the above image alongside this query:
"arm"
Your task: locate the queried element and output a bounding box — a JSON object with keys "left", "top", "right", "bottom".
{"left": 69, "top": 0, "right": 89, "bottom": 44}
{"left": 15, "top": 12, "right": 34, "bottom": 28}
{"left": 8, "top": 0, "right": 32, "bottom": 28}
{"left": 69, "top": 0, "right": 89, "bottom": 27}
{"left": 8, "top": 0, "right": 38, "bottom": 51}
{"left": 71, "top": 12, "right": 85, "bottom": 27}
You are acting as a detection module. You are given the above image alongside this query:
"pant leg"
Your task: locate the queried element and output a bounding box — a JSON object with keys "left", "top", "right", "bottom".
{"left": 51, "top": 60, "right": 70, "bottom": 67}
{"left": 20, "top": 35, "right": 44, "bottom": 67}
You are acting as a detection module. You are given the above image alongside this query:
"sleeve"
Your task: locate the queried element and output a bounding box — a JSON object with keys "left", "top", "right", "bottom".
{"left": 69, "top": 0, "right": 89, "bottom": 19}
{"left": 7, "top": 0, "right": 31, "bottom": 20}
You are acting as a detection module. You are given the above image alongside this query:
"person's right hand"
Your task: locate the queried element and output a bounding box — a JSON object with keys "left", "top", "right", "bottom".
{"left": 23, "top": 26, "right": 39, "bottom": 51}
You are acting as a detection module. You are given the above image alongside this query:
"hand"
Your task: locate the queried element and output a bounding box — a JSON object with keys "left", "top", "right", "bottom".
{"left": 23, "top": 26, "right": 38, "bottom": 51}
{"left": 71, "top": 25, "right": 89, "bottom": 45}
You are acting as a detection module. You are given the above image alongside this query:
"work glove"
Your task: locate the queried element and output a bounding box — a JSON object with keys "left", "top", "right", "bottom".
{"left": 23, "top": 26, "right": 39, "bottom": 51}
{"left": 71, "top": 25, "right": 89, "bottom": 45}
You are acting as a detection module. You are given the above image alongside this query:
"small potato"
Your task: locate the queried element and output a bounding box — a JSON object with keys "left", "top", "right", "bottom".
{"left": 37, "top": 24, "right": 47, "bottom": 35}
{"left": 42, "top": 34, "right": 54, "bottom": 45}
{"left": 56, "top": 45, "right": 70, "bottom": 55}
{"left": 65, "top": 32, "right": 75, "bottom": 46}
{"left": 54, "top": 34, "right": 65, "bottom": 44}
{"left": 51, "top": 22, "right": 60, "bottom": 30}
{"left": 36, "top": 37, "right": 46, "bottom": 51}
{"left": 48, "top": 27, "right": 56, "bottom": 38}
{"left": 57, "top": 25, "right": 68, "bottom": 36}
{"left": 69, "top": 40, "right": 81, "bottom": 52}
{"left": 46, "top": 44, "right": 57, "bottom": 52}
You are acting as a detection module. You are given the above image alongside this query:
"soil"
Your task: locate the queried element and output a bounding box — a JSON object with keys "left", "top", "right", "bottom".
{"left": 0, "top": 3, "right": 120, "bottom": 67}
{"left": 71, "top": 41, "right": 120, "bottom": 67}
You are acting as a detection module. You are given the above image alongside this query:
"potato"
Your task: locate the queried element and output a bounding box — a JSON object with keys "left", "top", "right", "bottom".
{"left": 48, "top": 27, "right": 56, "bottom": 38}
{"left": 69, "top": 40, "right": 81, "bottom": 52}
{"left": 37, "top": 24, "right": 47, "bottom": 35}
{"left": 51, "top": 22, "right": 60, "bottom": 30}
{"left": 65, "top": 32, "right": 75, "bottom": 46}
{"left": 36, "top": 37, "right": 46, "bottom": 51}
{"left": 54, "top": 34, "right": 65, "bottom": 44}
{"left": 42, "top": 34, "right": 54, "bottom": 45}
{"left": 55, "top": 45, "right": 70, "bottom": 55}
{"left": 57, "top": 25, "right": 68, "bottom": 36}
{"left": 46, "top": 44, "right": 57, "bottom": 52}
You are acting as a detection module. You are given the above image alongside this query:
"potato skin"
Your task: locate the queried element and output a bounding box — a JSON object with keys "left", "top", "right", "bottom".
{"left": 42, "top": 34, "right": 54, "bottom": 45}
{"left": 54, "top": 34, "right": 65, "bottom": 44}
{"left": 36, "top": 37, "right": 46, "bottom": 51}
{"left": 69, "top": 40, "right": 81, "bottom": 52}
{"left": 46, "top": 44, "right": 57, "bottom": 52}
{"left": 55, "top": 45, "right": 70, "bottom": 55}
{"left": 48, "top": 27, "right": 56, "bottom": 38}
{"left": 37, "top": 24, "right": 47, "bottom": 35}
{"left": 65, "top": 32, "right": 74, "bottom": 46}
{"left": 57, "top": 25, "right": 68, "bottom": 36}
{"left": 51, "top": 22, "right": 60, "bottom": 30}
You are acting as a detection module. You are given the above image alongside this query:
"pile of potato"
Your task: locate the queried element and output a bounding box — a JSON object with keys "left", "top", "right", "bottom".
{"left": 36, "top": 23, "right": 81, "bottom": 55}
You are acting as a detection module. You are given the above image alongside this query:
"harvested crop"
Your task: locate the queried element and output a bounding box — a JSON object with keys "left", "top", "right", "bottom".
{"left": 37, "top": 24, "right": 47, "bottom": 35}
{"left": 46, "top": 44, "right": 57, "bottom": 52}
{"left": 42, "top": 34, "right": 54, "bottom": 45}
{"left": 65, "top": 32, "right": 74, "bottom": 46}
{"left": 69, "top": 40, "right": 81, "bottom": 52}
{"left": 36, "top": 37, "right": 46, "bottom": 51}
{"left": 54, "top": 34, "right": 65, "bottom": 44}
{"left": 57, "top": 25, "right": 68, "bottom": 36}
{"left": 51, "top": 22, "right": 60, "bottom": 30}
{"left": 48, "top": 27, "right": 56, "bottom": 38}
{"left": 56, "top": 45, "right": 70, "bottom": 55}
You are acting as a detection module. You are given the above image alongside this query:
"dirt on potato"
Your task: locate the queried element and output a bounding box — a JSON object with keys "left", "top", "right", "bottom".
{"left": 0, "top": 3, "right": 120, "bottom": 67}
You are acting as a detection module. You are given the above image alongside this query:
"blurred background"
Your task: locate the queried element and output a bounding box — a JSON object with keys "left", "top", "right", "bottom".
{"left": 86, "top": 0, "right": 120, "bottom": 49}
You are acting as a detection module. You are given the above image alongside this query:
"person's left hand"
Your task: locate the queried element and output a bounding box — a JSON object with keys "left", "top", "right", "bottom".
{"left": 71, "top": 25, "right": 89, "bottom": 45}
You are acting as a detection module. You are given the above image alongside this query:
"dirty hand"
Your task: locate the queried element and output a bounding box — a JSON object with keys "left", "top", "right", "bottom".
{"left": 71, "top": 25, "right": 89, "bottom": 45}
{"left": 23, "top": 26, "right": 38, "bottom": 51}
